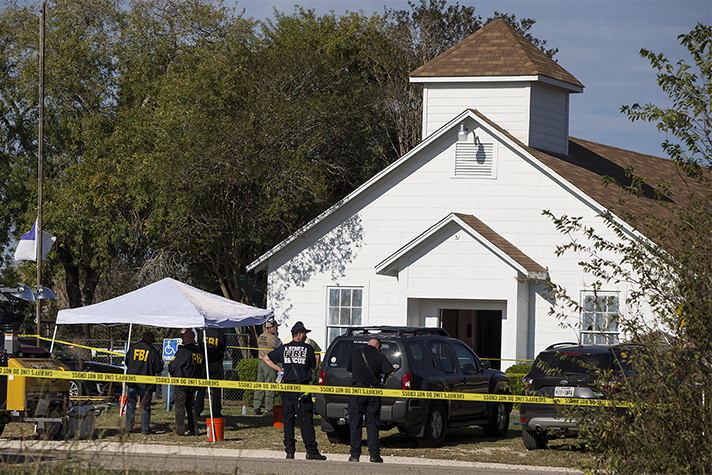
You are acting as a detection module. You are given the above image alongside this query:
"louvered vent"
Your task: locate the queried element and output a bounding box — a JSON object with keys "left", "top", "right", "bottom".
{"left": 455, "top": 142, "right": 495, "bottom": 177}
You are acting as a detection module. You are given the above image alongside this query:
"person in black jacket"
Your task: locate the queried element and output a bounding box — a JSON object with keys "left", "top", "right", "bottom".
{"left": 346, "top": 337, "right": 394, "bottom": 463}
{"left": 196, "top": 328, "right": 227, "bottom": 417}
{"left": 168, "top": 328, "right": 205, "bottom": 436}
{"left": 125, "top": 331, "right": 163, "bottom": 434}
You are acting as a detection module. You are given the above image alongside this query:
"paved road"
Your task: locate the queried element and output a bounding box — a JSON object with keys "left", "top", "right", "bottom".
{"left": 0, "top": 440, "right": 581, "bottom": 475}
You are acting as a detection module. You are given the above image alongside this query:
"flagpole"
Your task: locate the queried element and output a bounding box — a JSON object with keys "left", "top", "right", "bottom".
{"left": 36, "top": 2, "right": 45, "bottom": 346}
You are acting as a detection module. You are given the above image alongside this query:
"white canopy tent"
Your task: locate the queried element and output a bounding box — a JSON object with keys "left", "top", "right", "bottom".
{"left": 56, "top": 277, "right": 273, "bottom": 328}
{"left": 55, "top": 277, "right": 274, "bottom": 440}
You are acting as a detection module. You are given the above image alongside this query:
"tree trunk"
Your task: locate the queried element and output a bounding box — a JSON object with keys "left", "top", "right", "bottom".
{"left": 56, "top": 244, "right": 99, "bottom": 359}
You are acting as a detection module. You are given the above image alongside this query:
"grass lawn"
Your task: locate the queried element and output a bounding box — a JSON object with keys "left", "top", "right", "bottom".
{"left": 1, "top": 400, "right": 593, "bottom": 470}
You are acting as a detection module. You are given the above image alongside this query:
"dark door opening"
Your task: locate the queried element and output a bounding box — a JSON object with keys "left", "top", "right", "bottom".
{"left": 441, "top": 309, "right": 502, "bottom": 370}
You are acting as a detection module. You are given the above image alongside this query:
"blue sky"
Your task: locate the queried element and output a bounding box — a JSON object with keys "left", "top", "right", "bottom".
{"left": 232, "top": 0, "right": 711, "bottom": 157}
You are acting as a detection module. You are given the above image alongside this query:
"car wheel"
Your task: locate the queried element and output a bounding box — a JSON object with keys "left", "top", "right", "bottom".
{"left": 483, "top": 401, "right": 510, "bottom": 437}
{"left": 417, "top": 401, "right": 446, "bottom": 448}
{"left": 326, "top": 426, "right": 350, "bottom": 444}
{"left": 522, "top": 428, "right": 548, "bottom": 450}
{"left": 69, "top": 381, "right": 81, "bottom": 397}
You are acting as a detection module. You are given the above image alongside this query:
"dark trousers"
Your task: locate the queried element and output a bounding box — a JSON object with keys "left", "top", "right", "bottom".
{"left": 125, "top": 385, "right": 153, "bottom": 434}
{"left": 196, "top": 361, "right": 224, "bottom": 417}
{"left": 282, "top": 391, "right": 319, "bottom": 456}
{"left": 348, "top": 395, "right": 382, "bottom": 458}
{"left": 174, "top": 386, "right": 198, "bottom": 436}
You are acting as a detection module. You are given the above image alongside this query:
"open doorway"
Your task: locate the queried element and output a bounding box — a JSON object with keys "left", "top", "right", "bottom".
{"left": 441, "top": 309, "right": 502, "bottom": 369}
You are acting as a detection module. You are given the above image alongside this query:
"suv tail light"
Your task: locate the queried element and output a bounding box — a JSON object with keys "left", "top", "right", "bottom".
{"left": 318, "top": 368, "right": 325, "bottom": 386}
{"left": 402, "top": 371, "right": 413, "bottom": 390}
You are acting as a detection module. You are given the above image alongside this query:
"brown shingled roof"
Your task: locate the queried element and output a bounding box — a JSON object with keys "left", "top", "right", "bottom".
{"left": 533, "top": 138, "right": 687, "bottom": 226}
{"left": 469, "top": 108, "right": 702, "bottom": 231}
{"left": 454, "top": 213, "right": 547, "bottom": 275}
{"left": 410, "top": 18, "right": 583, "bottom": 89}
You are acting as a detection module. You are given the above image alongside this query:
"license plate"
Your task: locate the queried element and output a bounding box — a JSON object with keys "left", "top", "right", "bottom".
{"left": 555, "top": 386, "right": 575, "bottom": 397}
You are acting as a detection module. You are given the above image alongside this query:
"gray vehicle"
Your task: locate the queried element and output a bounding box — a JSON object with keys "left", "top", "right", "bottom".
{"left": 315, "top": 326, "right": 511, "bottom": 448}
{"left": 519, "top": 342, "right": 634, "bottom": 450}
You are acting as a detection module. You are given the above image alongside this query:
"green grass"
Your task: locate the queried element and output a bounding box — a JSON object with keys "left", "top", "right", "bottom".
{"left": 1, "top": 401, "right": 593, "bottom": 471}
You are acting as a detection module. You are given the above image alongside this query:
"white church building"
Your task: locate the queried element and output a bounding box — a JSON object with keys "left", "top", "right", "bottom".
{"left": 248, "top": 19, "right": 676, "bottom": 369}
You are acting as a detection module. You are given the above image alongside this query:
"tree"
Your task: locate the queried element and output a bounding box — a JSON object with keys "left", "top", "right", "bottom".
{"left": 0, "top": 2, "right": 40, "bottom": 252}
{"left": 621, "top": 24, "right": 711, "bottom": 173}
{"left": 135, "top": 7, "right": 395, "bottom": 303}
{"left": 0, "top": 0, "right": 138, "bottom": 343}
{"left": 545, "top": 24, "right": 711, "bottom": 475}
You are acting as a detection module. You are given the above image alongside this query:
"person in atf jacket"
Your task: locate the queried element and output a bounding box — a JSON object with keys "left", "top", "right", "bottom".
{"left": 168, "top": 328, "right": 205, "bottom": 436}
{"left": 125, "top": 331, "right": 163, "bottom": 435}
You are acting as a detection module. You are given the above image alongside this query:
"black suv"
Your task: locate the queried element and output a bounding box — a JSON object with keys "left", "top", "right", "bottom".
{"left": 315, "top": 326, "right": 511, "bottom": 448}
{"left": 519, "top": 342, "right": 633, "bottom": 450}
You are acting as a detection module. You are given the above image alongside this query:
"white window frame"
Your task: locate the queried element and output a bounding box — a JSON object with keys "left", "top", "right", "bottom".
{"left": 580, "top": 291, "right": 620, "bottom": 345}
{"left": 326, "top": 287, "right": 364, "bottom": 344}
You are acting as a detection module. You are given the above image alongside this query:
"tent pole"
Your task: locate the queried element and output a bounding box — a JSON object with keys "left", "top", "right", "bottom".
{"left": 121, "top": 323, "right": 133, "bottom": 415}
{"left": 203, "top": 328, "right": 215, "bottom": 442}
{"left": 124, "top": 323, "right": 132, "bottom": 376}
{"left": 50, "top": 325, "right": 58, "bottom": 353}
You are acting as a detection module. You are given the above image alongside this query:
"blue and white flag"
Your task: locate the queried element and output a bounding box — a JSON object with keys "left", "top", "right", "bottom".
{"left": 13, "top": 220, "right": 56, "bottom": 261}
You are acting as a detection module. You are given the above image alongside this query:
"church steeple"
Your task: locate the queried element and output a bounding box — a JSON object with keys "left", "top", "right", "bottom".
{"left": 410, "top": 18, "right": 584, "bottom": 155}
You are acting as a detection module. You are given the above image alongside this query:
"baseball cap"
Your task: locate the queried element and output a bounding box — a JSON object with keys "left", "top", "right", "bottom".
{"left": 291, "top": 321, "right": 311, "bottom": 335}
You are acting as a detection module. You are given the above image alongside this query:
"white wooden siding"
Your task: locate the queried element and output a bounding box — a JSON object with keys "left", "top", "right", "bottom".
{"left": 265, "top": 119, "right": 635, "bottom": 364}
{"left": 528, "top": 83, "right": 570, "bottom": 154}
{"left": 423, "top": 83, "right": 530, "bottom": 142}
{"left": 423, "top": 82, "right": 571, "bottom": 155}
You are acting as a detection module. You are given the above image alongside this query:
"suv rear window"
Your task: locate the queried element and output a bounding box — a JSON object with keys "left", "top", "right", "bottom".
{"left": 430, "top": 340, "right": 455, "bottom": 373}
{"left": 327, "top": 340, "right": 402, "bottom": 370}
{"left": 406, "top": 341, "right": 431, "bottom": 372}
{"left": 532, "top": 352, "right": 612, "bottom": 377}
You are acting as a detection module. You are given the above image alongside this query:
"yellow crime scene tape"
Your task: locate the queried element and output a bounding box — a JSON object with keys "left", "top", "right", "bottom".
{"left": 20, "top": 337, "right": 533, "bottom": 363}
{"left": 20, "top": 335, "right": 126, "bottom": 357}
{"left": 0, "top": 366, "right": 628, "bottom": 408}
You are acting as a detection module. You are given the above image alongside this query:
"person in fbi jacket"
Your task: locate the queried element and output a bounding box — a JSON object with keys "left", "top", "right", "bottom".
{"left": 196, "top": 327, "right": 227, "bottom": 418}
{"left": 125, "top": 330, "right": 163, "bottom": 435}
{"left": 168, "top": 328, "right": 205, "bottom": 436}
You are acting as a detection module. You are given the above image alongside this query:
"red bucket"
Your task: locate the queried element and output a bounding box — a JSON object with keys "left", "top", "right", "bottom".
{"left": 207, "top": 417, "right": 225, "bottom": 441}
{"left": 273, "top": 405, "right": 283, "bottom": 428}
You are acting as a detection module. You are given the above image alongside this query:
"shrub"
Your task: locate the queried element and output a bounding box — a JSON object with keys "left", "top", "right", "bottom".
{"left": 237, "top": 357, "right": 281, "bottom": 407}
{"left": 237, "top": 358, "right": 258, "bottom": 406}
{"left": 505, "top": 362, "right": 532, "bottom": 409}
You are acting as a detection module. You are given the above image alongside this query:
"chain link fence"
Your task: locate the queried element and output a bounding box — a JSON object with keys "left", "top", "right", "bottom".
{"left": 77, "top": 333, "right": 254, "bottom": 405}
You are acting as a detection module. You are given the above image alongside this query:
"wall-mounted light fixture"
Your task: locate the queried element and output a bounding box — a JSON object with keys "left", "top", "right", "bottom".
{"left": 458, "top": 123, "right": 481, "bottom": 144}
{"left": 458, "top": 123, "right": 469, "bottom": 142}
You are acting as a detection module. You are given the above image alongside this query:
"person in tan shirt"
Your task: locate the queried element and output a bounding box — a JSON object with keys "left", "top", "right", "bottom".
{"left": 253, "top": 318, "right": 281, "bottom": 416}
